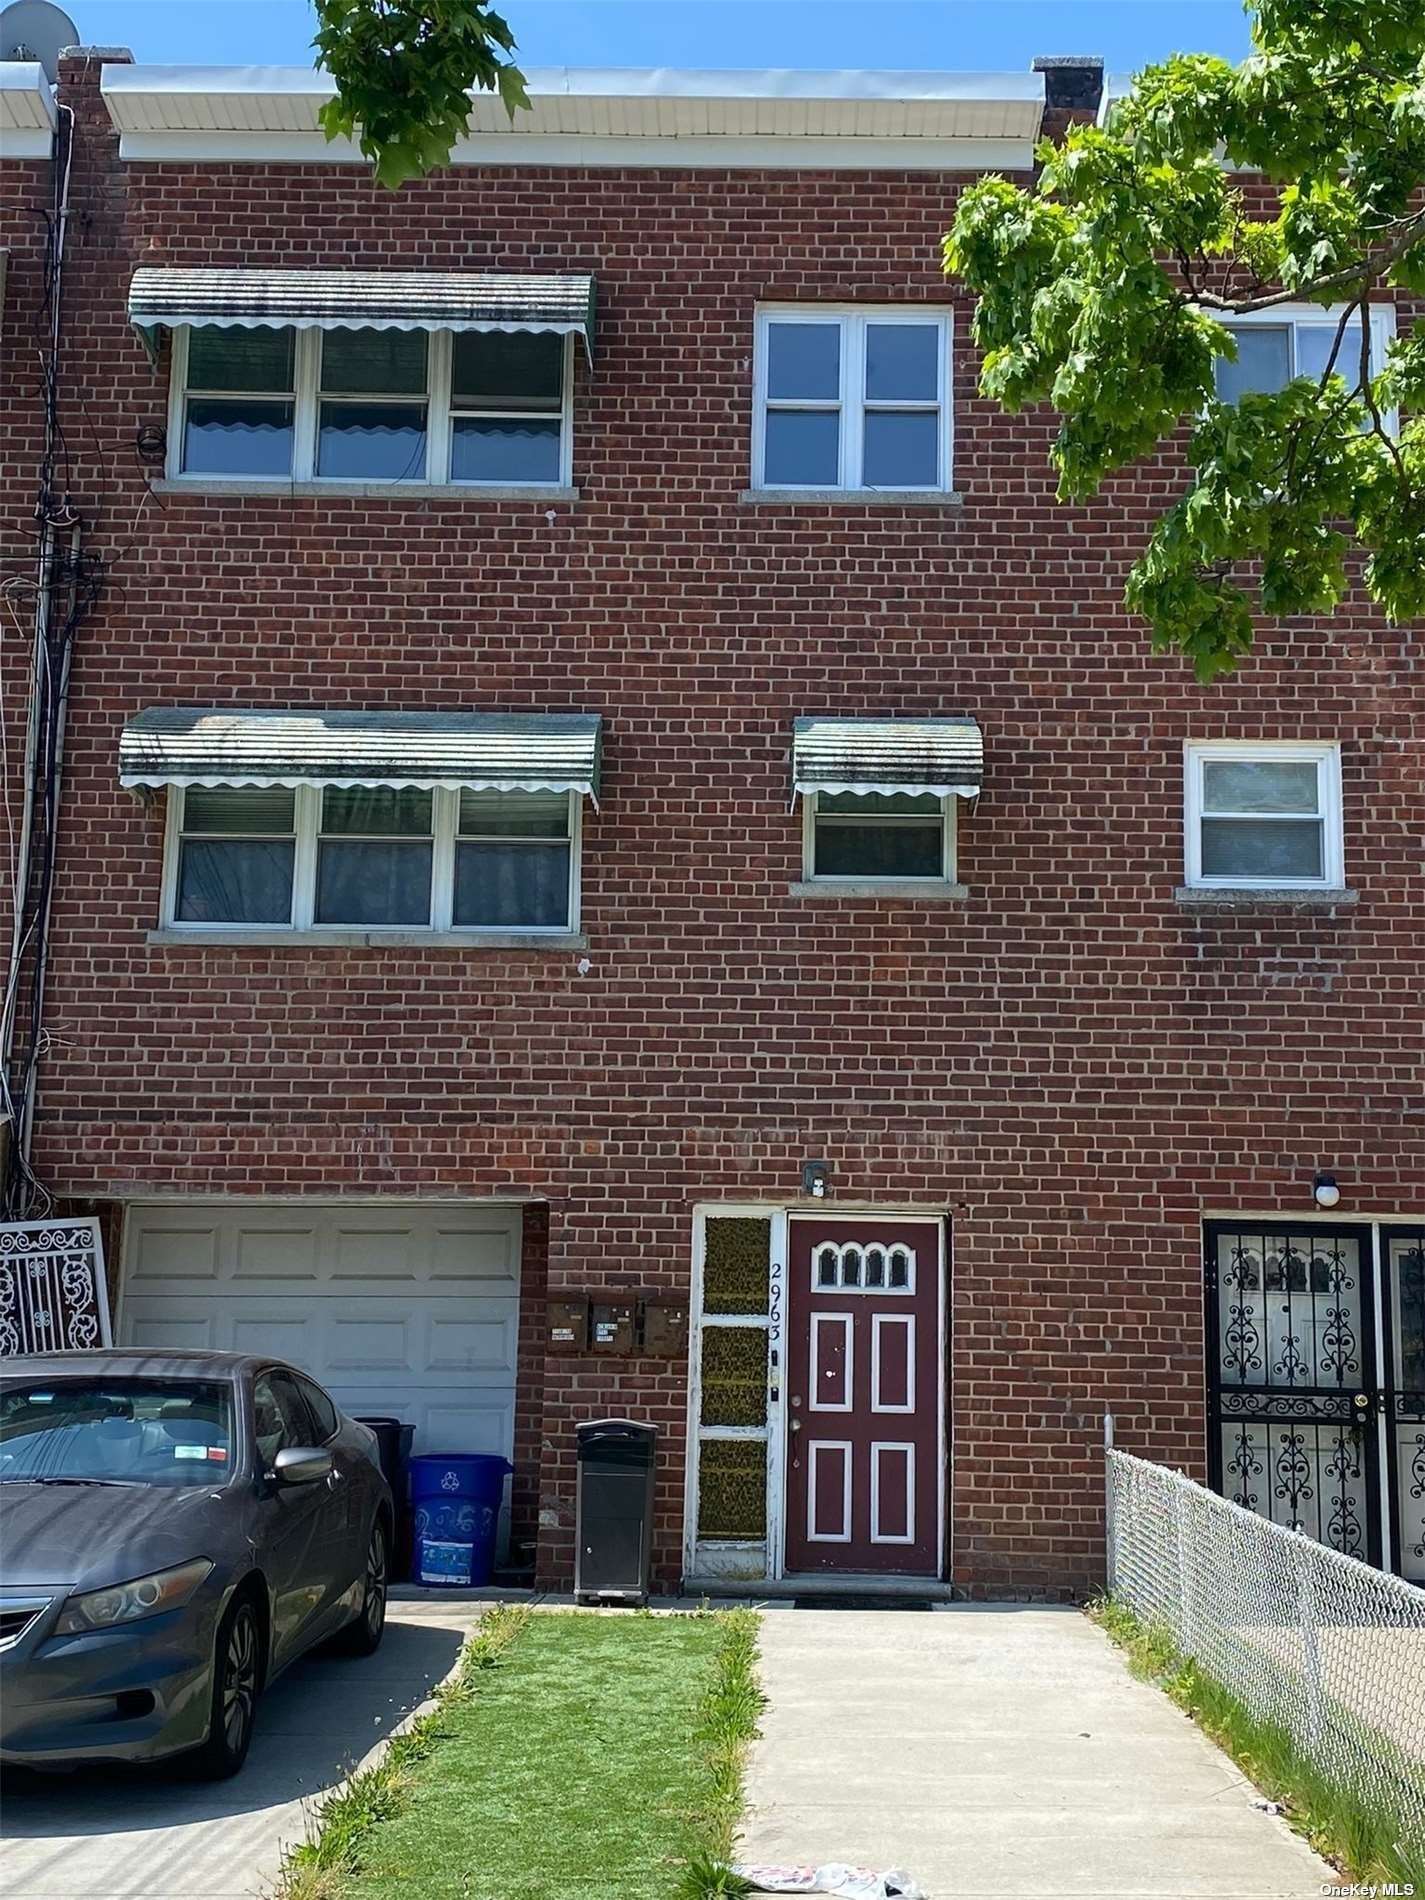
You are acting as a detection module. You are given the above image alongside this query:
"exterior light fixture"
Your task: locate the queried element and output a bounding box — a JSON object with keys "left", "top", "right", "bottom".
{"left": 1313, "top": 1171, "right": 1341, "bottom": 1210}
{"left": 801, "top": 1159, "right": 828, "bottom": 1199}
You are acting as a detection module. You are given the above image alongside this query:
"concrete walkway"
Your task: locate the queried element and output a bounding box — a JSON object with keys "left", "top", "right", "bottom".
{"left": 739, "top": 1605, "right": 1335, "bottom": 1899}
{"left": 0, "top": 1600, "right": 485, "bottom": 1900}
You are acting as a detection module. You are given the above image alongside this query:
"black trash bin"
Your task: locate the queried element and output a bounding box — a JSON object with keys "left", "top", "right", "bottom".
{"left": 355, "top": 1416, "right": 416, "bottom": 1578}
{"left": 575, "top": 1418, "right": 657, "bottom": 1606}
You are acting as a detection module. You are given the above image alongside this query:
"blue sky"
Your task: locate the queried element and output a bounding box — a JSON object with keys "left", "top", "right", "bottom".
{"left": 76, "top": 1, "right": 1254, "bottom": 75}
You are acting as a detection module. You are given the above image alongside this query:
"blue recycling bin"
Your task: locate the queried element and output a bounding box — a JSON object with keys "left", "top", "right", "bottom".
{"left": 409, "top": 1453, "right": 511, "bottom": 1588}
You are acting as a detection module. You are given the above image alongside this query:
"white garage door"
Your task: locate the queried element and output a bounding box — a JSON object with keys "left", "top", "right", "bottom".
{"left": 119, "top": 1201, "right": 523, "bottom": 1460}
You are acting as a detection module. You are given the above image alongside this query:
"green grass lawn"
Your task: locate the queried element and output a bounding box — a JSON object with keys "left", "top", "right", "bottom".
{"left": 339, "top": 1610, "right": 733, "bottom": 1900}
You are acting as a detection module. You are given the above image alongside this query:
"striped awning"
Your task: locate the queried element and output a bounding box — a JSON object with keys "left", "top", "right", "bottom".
{"left": 127, "top": 268, "right": 597, "bottom": 360}
{"left": 119, "top": 709, "right": 603, "bottom": 800}
{"left": 792, "top": 717, "right": 983, "bottom": 802}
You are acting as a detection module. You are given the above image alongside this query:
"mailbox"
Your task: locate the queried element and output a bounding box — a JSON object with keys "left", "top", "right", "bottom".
{"left": 589, "top": 1301, "right": 636, "bottom": 1354}
{"left": 575, "top": 1418, "right": 657, "bottom": 1604}
{"left": 641, "top": 1300, "right": 688, "bottom": 1356}
{"left": 548, "top": 1299, "right": 589, "bottom": 1353}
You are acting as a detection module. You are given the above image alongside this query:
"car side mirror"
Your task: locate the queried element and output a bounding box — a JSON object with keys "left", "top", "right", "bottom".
{"left": 273, "top": 1446, "right": 333, "bottom": 1486}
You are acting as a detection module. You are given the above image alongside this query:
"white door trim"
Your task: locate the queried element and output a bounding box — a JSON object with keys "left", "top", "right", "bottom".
{"left": 805, "top": 1439, "right": 854, "bottom": 1543}
{"left": 682, "top": 1203, "right": 789, "bottom": 1583}
{"left": 685, "top": 1204, "right": 946, "bottom": 1586}
{"left": 870, "top": 1312, "right": 916, "bottom": 1414}
{"left": 870, "top": 1440, "right": 917, "bottom": 1545}
{"left": 808, "top": 1312, "right": 854, "bottom": 1412}
{"left": 783, "top": 1211, "right": 947, "bottom": 1582}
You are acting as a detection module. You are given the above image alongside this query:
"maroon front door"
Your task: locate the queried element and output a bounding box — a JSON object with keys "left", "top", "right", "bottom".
{"left": 783, "top": 1218, "right": 942, "bottom": 1576}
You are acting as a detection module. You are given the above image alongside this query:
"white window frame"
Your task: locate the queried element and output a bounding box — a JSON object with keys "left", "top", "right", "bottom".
{"left": 313, "top": 330, "right": 432, "bottom": 483}
{"left": 1214, "top": 303, "right": 1397, "bottom": 431}
{"left": 802, "top": 791, "right": 956, "bottom": 885}
{"left": 160, "top": 784, "right": 582, "bottom": 932}
{"left": 752, "top": 305, "right": 954, "bottom": 493}
{"left": 166, "top": 326, "right": 574, "bottom": 487}
{"left": 1183, "top": 741, "right": 1343, "bottom": 891}
{"left": 811, "top": 1238, "right": 917, "bottom": 1296}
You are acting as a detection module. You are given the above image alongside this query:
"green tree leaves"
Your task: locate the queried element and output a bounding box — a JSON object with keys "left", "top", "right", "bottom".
{"left": 313, "top": 0, "right": 528, "bottom": 190}
{"left": 945, "top": 0, "right": 1425, "bottom": 678}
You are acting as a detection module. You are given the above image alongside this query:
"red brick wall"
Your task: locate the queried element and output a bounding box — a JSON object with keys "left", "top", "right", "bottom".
{"left": 3, "top": 56, "right": 1421, "bottom": 1597}
{"left": 509, "top": 1201, "right": 548, "bottom": 1569}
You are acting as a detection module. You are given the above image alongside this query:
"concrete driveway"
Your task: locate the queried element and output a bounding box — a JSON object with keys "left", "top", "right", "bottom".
{"left": 0, "top": 1600, "right": 484, "bottom": 1900}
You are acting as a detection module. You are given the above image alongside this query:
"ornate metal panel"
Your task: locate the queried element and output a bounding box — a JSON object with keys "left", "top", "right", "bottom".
{"left": 1206, "top": 1223, "right": 1382, "bottom": 1567}
{"left": 0, "top": 1220, "right": 111, "bottom": 1356}
{"left": 1381, "top": 1225, "right": 1425, "bottom": 1584}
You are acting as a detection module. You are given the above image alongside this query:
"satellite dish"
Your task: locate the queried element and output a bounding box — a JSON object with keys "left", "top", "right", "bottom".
{"left": 0, "top": 0, "right": 80, "bottom": 81}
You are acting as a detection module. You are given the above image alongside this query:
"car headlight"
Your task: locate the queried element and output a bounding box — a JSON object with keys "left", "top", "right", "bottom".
{"left": 55, "top": 1559, "right": 214, "bottom": 1635}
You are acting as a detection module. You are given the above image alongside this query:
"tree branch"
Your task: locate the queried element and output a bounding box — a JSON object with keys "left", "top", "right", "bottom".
{"left": 1356, "top": 289, "right": 1411, "bottom": 497}
{"left": 1194, "top": 207, "right": 1425, "bottom": 315}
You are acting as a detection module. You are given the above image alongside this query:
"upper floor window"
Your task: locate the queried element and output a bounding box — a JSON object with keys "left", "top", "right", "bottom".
{"left": 181, "top": 327, "right": 297, "bottom": 478}
{"left": 317, "top": 330, "right": 430, "bottom": 481}
{"left": 804, "top": 791, "right": 955, "bottom": 883}
{"left": 170, "top": 325, "right": 573, "bottom": 486}
{"left": 1184, "top": 743, "right": 1343, "bottom": 890}
{"left": 449, "top": 332, "right": 566, "bottom": 484}
{"left": 752, "top": 307, "right": 953, "bottom": 493}
{"left": 1214, "top": 306, "right": 1394, "bottom": 416}
{"left": 164, "top": 785, "right": 580, "bottom": 932}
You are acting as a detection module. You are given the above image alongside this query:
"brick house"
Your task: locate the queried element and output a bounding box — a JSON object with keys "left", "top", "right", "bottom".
{"left": 1, "top": 49, "right": 1421, "bottom": 1598}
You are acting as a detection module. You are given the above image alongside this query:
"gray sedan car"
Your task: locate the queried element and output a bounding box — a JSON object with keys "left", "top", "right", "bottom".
{"left": 0, "top": 1349, "right": 392, "bottom": 1777}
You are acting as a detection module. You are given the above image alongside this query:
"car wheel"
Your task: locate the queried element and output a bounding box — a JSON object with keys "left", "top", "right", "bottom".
{"left": 333, "top": 1517, "right": 388, "bottom": 1657}
{"left": 192, "top": 1596, "right": 260, "bottom": 1779}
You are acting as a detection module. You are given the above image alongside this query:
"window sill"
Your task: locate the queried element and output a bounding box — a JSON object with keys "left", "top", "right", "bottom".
{"left": 787, "top": 879, "right": 969, "bottom": 901}
{"left": 1173, "top": 887, "right": 1357, "bottom": 911}
{"left": 149, "top": 478, "right": 580, "bottom": 504}
{"left": 146, "top": 927, "right": 589, "bottom": 950}
{"left": 740, "top": 488, "right": 964, "bottom": 509}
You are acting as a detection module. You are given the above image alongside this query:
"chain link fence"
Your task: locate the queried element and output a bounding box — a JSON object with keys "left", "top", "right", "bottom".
{"left": 1106, "top": 1441, "right": 1425, "bottom": 1853}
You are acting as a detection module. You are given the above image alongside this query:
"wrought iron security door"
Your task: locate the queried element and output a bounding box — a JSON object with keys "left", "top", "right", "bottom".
{"left": 1206, "top": 1222, "right": 1382, "bottom": 1566}
{"left": 1381, "top": 1224, "right": 1425, "bottom": 1584}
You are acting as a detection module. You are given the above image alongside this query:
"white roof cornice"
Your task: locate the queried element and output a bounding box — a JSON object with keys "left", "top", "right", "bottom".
{"left": 99, "top": 62, "right": 1044, "bottom": 170}
{"left": 0, "top": 61, "right": 57, "bottom": 158}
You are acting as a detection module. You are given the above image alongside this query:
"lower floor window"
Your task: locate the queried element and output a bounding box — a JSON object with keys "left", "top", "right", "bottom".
{"left": 315, "top": 787, "right": 435, "bottom": 925}
{"left": 174, "top": 786, "right": 297, "bottom": 924}
{"left": 806, "top": 791, "right": 952, "bottom": 881}
{"left": 167, "top": 784, "right": 579, "bottom": 932}
{"left": 454, "top": 791, "right": 572, "bottom": 928}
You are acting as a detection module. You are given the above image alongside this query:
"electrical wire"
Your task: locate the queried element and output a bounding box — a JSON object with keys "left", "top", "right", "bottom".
{"left": 2, "top": 102, "right": 95, "bottom": 1219}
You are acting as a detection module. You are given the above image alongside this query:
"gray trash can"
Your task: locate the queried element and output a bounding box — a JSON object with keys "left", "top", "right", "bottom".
{"left": 575, "top": 1418, "right": 657, "bottom": 1606}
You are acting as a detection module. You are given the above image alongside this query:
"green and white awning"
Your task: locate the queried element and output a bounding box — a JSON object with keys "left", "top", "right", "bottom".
{"left": 792, "top": 717, "right": 983, "bottom": 802}
{"left": 127, "top": 268, "right": 597, "bottom": 360}
{"left": 119, "top": 708, "right": 603, "bottom": 800}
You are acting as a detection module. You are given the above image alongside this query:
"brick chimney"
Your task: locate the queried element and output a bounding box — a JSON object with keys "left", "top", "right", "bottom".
{"left": 1033, "top": 55, "right": 1105, "bottom": 140}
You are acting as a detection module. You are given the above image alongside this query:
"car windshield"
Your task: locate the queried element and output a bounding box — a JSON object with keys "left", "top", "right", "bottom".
{"left": 0, "top": 1378, "right": 236, "bottom": 1488}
